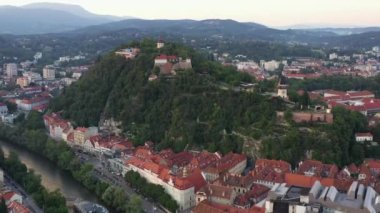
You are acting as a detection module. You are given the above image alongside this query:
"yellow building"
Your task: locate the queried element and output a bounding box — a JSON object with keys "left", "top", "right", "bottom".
{"left": 16, "top": 77, "right": 29, "bottom": 88}
{"left": 73, "top": 127, "right": 98, "bottom": 145}
{"left": 73, "top": 127, "right": 87, "bottom": 145}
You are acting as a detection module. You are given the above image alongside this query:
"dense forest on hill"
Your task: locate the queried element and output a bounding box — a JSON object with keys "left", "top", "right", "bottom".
{"left": 195, "top": 40, "right": 325, "bottom": 61}
{"left": 50, "top": 40, "right": 282, "bottom": 153}
{"left": 50, "top": 40, "right": 379, "bottom": 166}
{"left": 261, "top": 107, "right": 370, "bottom": 167}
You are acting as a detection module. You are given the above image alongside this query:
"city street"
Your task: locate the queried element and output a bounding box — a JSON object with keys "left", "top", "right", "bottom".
{"left": 75, "top": 150, "right": 164, "bottom": 213}
{"left": 4, "top": 174, "right": 43, "bottom": 213}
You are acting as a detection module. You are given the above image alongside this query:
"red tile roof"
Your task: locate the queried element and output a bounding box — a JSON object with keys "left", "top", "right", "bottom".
{"left": 179, "top": 168, "right": 206, "bottom": 191}
{"left": 284, "top": 73, "right": 321, "bottom": 79}
{"left": 348, "top": 90, "right": 375, "bottom": 98}
{"left": 188, "top": 151, "right": 220, "bottom": 172}
{"left": 1, "top": 191, "right": 17, "bottom": 201}
{"left": 253, "top": 159, "right": 291, "bottom": 184}
{"left": 347, "top": 163, "right": 358, "bottom": 174}
{"left": 323, "top": 90, "right": 375, "bottom": 102}
{"left": 126, "top": 155, "right": 206, "bottom": 191}
{"left": 198, "top": 184, "right": 235, "bottom": 200}
{"left": 112, "top": 140, "right": 134, "bottom": 151}
{"left": 297, "top": 160, "right": 338, "bottom": 178}
{"left": 193, "top": 200, "right": 264, "bottom": 213}
{"left": 334, "top": 179, "right": 354, "bottom": 192}
{"left": 67, "top": 132, "right": 74, "bottom": 143}
{"left": 204, "top": 152, "right": 246, "bottom": 174}
{"left": 255, "top": 159, "right": 291, "bottom": 173}
{"left": 215, "top": 174, "right": 254, "bottom": 189}
{"left": 158, "top": 149, "right": 174, "bottom": 159}
{"left": 155, "top": 55, "right": 177, "bottom": 60}
{"left": 7, "top": 201, "right": 30, "bottom": 213}
{"left": 358, "top": 164, "right": 372, "bottom": 185}
{"left": 329, "top": 98, "right": 380, "bottom": 113}
{"left": 285, "top": 173, "right": 335, "bottom": 188}
{"left": 21, "top": 96, "right": 50, "bottom": 104}
{"left": 44, "top": 113, "right": 71, "bottom": 131}
{"left": 159, "top": 62, "right": 174, "bottom": 75}
{"left": 89, "top": 135, "right": 134, "bottom": 150}
{"left": 355, "top": 132, "right": 373, "bottom": 137}
{"left": 365, "top": 159, "right": 380, "bottom": 170}
{"left": 32, "top": 104, "right": 48, "bottom": 112}
{"left": 234, "top": 184, "right": 270, "bottom": 207}
{"left": 76, "top": 127, "right": 88, "bottom": 132}
{"left": 153, "top": 151, "right": 194, "bottom": 168}
{"left": 134, "top": 147, "right": 153, "bottom": 161}
{"left": 170, "top": 151, "right": 194, "bottom": 167}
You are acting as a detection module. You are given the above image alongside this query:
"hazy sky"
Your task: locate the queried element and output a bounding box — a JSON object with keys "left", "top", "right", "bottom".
{"left": 1, "top": 0, "right": 380, "bottom": 27}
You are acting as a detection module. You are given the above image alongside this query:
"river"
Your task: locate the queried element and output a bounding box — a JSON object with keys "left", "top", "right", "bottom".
{"left": 0, "top": 140, "right": 98, "bottom": 202}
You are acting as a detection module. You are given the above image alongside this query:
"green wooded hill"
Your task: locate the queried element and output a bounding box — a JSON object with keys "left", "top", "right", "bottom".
{"left": 50, "top": 40, "right": 283, "bottom": 153}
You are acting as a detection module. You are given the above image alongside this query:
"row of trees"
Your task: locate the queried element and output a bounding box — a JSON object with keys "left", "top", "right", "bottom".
{"left": 0, "top": 111, "right": 142, "bottom": 213}
{"left": 0, "top": 150, "right": 67, "bottom": 213}
{"left": 125, "top": 170, "right": 178, "bottom": 212}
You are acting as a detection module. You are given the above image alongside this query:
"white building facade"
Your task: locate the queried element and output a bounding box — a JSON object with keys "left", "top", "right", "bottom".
{"left": 43, "top": 66, "right": 56, "bottom": 80}
{"left": 5, "top": 63, "right": 17, "bottom": 77}
{"left": 126, "top": 163, "right": 196, "bottom": 210}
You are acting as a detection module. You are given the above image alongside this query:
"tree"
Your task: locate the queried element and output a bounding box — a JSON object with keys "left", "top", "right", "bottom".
{"left": 284, "top": 110, "right": 293, "bottom": 123}
{"left": 0, "top": 199, "right": 7, "bottom": 213}
{"left": 101, "top": 186, "right": 127, "bottom": 212}
{"left": 24, "top": 111, "right": 45, "bottom": 130}
{"left": 44, "top": 190, "right": 67, "bottom": 212}
{"left": 351, "top": 144, "right": 365, "bottom": 165}
{"left": 124, "top": 171, "right": 178, "bottom": 212}
{"left": 101, "top": 187, "right": 115, "bottom": 208}
{"left": 126, "top": 195, "right": 143, "bottom": 213}
{"left": 299, "top": 92, "right": 310, "bottom": 109}
{"left": 5, "top": 101, "right": 17, "bottom": 113}
{"left": 153, "top": 66, "right": 160, "bottom": 76}
{"left": 0, "top": 148, "right": 4, "bottom": 167}
{"left": 112, "top": 188, "right": 127, "bottom": 212}
{"left": 13, "top": 113, "right": 25, "bottom": 123}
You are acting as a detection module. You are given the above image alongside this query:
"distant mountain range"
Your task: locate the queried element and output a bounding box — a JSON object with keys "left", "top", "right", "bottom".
{"left": 22, "top": 2, "right": 131, "bottom": 21}
{"left": 69, "top": 19, "right": 345, "bottom": 44}
{"left": 72, "top": 19, "right": 267, "bottom": 35}
{"left": 287, "top": 26, "right": 380, "bottom": 36}
{"left": 65, "top": 18, "right": 379, "bottom": 49}
{"left": 0, "top": 2, "right": 379, "bottom": 49}
{"left": 0, "top": 2, "right": 132, "bottom": 34}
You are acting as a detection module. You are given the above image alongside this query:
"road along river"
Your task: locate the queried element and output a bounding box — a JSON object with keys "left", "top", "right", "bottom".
{"left": 0, "top": 140, "right": 98, "bottom": 202}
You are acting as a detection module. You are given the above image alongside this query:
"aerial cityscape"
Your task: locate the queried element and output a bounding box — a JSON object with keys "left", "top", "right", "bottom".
{"left": 0, "top": 1, "right": 379, "bottom": 213}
